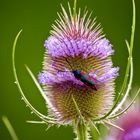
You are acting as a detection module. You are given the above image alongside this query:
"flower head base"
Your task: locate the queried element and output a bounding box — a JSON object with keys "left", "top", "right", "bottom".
{"left": 38, "top": 4, "right": 119, "bottom": 125}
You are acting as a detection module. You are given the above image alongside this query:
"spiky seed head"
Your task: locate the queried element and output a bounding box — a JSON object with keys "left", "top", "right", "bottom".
{"left": 38, "top": 4, "right": 119, "bottom": 125}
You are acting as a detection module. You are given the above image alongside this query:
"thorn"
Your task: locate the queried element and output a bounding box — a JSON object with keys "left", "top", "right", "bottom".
{"left": 26, "top": 120, "right": 46, "bottom": 124}
{"left": 31, "top": 111, "right": 33, "bottom": 114}
{"left": 104, "top": 120, "right": 124, "bottom": 131}
{"left": 134, "top": 101, "right": 136, "bottom": 104}
{"left": 45, "top": 125, "right": 51, "bottom": 131}
{"left": 116, "top": 117, "right": 119, "bottom": 119}
{"left": 14, "top": 81, "right": 17, "bottom": 84}
{"left": 21, "top": 97, "right": 24, "bottom": 100}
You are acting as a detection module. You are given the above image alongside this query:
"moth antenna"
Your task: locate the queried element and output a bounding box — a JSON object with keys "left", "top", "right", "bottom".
{"left": 57, "top": 69, "right": 66, "bottom": 72}
{"left": 65, "top": 58, "right": 73, "bottom": 70}
{"left": 52, "top": 66, "right": 66, "bottom": 73}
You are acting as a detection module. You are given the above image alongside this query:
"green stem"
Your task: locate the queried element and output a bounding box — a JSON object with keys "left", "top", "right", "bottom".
{"left": 2, "top": 116, "right": 19, "bottom": 140}
{"left": 76, "top": 120, "right": 87, "bottom": 140}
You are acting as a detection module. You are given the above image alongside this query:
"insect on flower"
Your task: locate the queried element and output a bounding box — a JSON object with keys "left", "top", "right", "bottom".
{"left": 64, "top": 58, "right": 101, "bottom": 91}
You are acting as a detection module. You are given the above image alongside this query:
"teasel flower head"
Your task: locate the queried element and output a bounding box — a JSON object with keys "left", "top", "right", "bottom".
{"left": 12, "top": 0, "right": 138, "bottom": 139}
{"left": 38, "top": 2, "right": 119, "bottom": 125}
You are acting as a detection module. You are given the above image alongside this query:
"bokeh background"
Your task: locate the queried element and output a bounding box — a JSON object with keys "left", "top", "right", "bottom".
{"left": 0, "top": 0, "right": 140, "bottom": 139}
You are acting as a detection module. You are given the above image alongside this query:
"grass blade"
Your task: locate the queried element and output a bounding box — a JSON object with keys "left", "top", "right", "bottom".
{"left": 2, "top": 116, "right": 19, "bottom": 140}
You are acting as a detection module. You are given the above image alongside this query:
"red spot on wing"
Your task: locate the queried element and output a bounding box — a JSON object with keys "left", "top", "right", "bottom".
{"left": 80, "top": 71, "right": 85, "bottom": 75}
{"left": 93, "top": 78, "right": 99, "bottom": 84}
{"left": 88, "top": 75, "right": 92, "bottom": 80}
{"left": 93, "top": 77, "right": 97, "bottom": 81}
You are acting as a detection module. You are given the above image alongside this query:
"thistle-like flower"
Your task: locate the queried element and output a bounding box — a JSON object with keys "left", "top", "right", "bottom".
{"left": 38, "top": 3, "right": 119, "bottom": 125}
{"left": 12, "top": 0, "right": 139, "bottom": 139}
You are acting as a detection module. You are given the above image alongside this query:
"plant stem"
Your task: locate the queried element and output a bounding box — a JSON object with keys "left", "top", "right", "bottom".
{"left": 76, "top": 120, "right": 87, "bottom": 140}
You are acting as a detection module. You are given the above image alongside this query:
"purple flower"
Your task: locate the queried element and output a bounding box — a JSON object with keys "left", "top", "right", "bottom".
{"left": 105, "top": 101, "right": 140, "bottom": 140}
{"left": 39, "top": 4, "right": 119, "bottom": 124}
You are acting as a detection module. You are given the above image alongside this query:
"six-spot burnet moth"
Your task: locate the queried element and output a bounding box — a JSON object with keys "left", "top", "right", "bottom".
{"left": 64, "top": 58, "right": 101, "bottom": 91}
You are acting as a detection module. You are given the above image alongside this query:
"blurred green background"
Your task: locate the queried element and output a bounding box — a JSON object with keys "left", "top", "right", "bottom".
{"left": 0, "top": 0, "right": 140, "bottom": 139}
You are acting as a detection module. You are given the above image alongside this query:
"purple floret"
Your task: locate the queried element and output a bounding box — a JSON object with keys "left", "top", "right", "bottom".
{"left": 98, "top": 67, "right": 119, "bottom": 83}
{"left": 44, "top": 36, "right": 114, "bottom": 59}
{"left": 38, "top": 71, "right": 84, "bottom": 86}
{"left": 39, "top": 67, "right": 119, "bottom": 87}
